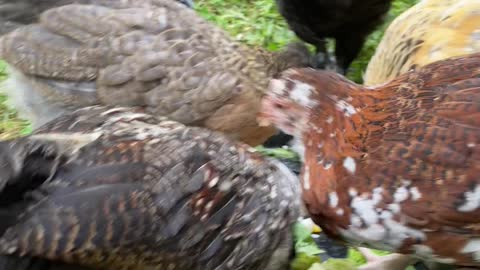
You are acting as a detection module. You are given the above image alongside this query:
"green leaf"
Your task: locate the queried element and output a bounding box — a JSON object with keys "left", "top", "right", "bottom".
{"left": 294, "top": 222, "right": 323, "bottom": 256}
{"left": 291, "top": 253, "right": 322, "bottom": 270}
{"left": 291, "top": 222, "right": 324, "bottom": 270}
{"left": 255, "top": 146, "right": 299, "bottom": 160}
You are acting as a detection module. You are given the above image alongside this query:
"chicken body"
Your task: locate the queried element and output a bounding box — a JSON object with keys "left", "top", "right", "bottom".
{"left": 364, "top": 0, "right": 480, "bottom": 86}
{"left": 275, "top": 0, "right": 392, "bottom": 74}
{"left": 0, "top": 0, "right": 311, "bottom": 146}
{"left": 0, "top": 106, "right": 301, "bottom": 270}
{"left": 258, "top": 53, "right": 480, "bottom": 268}
{"left": 0, "top": 0, "right": 194, "bottom": 35}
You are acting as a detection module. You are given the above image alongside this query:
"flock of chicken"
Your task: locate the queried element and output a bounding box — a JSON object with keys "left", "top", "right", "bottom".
{"left": 0, "top": 0, "right": 478, "bottom": 269}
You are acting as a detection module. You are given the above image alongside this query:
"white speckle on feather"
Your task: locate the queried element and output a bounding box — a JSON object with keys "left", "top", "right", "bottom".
{"left": 461, "top": 239, "right": 480, "bottom": 262}
{"left": 336, "top": 209, "right": 344, "bottom": 216}
{"left": 323, "top": 161, "right": 333, "bottom": 170}
{"left": 101, "top": 107, "right": 132, "bottom": 116}
{"left": 349, "top": 188, "right": 358, "bottom": 197}
{"left": 326, "top": 116, "right": 334, "bottom": 124}
{"left": 402, "top": 179, "right": 412, "bottom": 186}
{"left": 341, "top": 186, "right": 425, "bottom": 251}
{"left": 343, "top": 157, "right": 356, "bottom": 174}
{"left": 270, "top": 185, "right": 278, "bottom": 199}
{"left": 394, "top": 186, "right": 409, "bottom": 203}
{"left": 458, "top": 185, "right": 480, "bottom": 212}
{"left": 289, "top": 80, "right": 317, "bottom": 108}
{"left": 270, "top": 79, "right": 286, "bottom": 95}
{"left": 205, "top": 201, "right": 214, "bottom": 211}
{"left": 30, "top": 132, "right": 103, "bottom": 155}
{"left": 340, "top": 223, "right": 387, "bottom": 242}
{"left": 329, "top": 132, "right": 336, "bottom": 138}
{"left": 312, "top": 125, "right": 323, "bottom": 134}
{"left": 380, "top": 210, "right": 393, "bottom": 219}
{"left": 329, "top": 192, "right": 339, "bottom": 208}
{"left": 208, "top": 176, "right": 219, "bottom": 188}
{"left": 388, "top": 203, "right": 401, "bottom": 214}
{"left": 382, "top": 218, "right": 425, "bottom": 247}
{"left": 219, "top": 181, "right": 232, "bottom": 192}
{"left": 351, "top": 215, "right": 363, "bottom": 227}
{"left": 350, "top": 188, "right": 383, "bottom": 225}
{"left": 303, "top": 166, "right": 311, "bottom": 190}
{"left": 468, "top": 143, "right": 476, "bottom": 148}
{"left": 410, "top": 187, "right": 422, "bottom": 201}
{"left": 195, "top": 198, "right": 204, "bottom": 207}
{"left": 335, "top": 100, "right": 357, "bottom": 116}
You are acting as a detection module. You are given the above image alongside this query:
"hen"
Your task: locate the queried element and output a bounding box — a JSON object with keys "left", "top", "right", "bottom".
{"left": 364, "top": 0, "right": 480, "bottom": 86}
{"left": 0, "top": 0, "right": 311, "bottom": 146}
{"left": 258, "top": 53, "right": 480, "bottom": 269}
{"left": 0, "top": 106, "right": 301, "bottom": 270}
{"left": 275, "top": 0, "right": 392, "bottom": 74}
{"left": 0, "top": 0, "right": 194, "bottom": 35}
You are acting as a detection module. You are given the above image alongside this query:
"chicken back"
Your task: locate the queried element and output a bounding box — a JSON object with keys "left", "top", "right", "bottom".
{"left": 258, "top": 53, "right": 480, "bottom": 267}
{"left": 0, "top": 0, "right": 194, "bottom": 35}
{"left": 0, "top": 106, "right": 301, "bottom": 270}
{"left": 364, "top": 0, "right": 480, "bottom": 86}
{"left": 0, "top": 0, "right": 311, "bottom": 146}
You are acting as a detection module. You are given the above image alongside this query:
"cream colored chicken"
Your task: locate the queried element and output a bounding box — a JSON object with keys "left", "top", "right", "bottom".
{"left": 364, "top": 0, "right": 480, "bottom": 86}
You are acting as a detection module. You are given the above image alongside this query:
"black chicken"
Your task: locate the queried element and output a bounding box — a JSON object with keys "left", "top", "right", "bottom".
{"left": 275, "top": 0, "right": 392, "bottom": 74}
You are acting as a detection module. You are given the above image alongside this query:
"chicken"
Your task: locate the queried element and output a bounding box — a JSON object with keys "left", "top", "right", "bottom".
{"left": 0, "top": 0, "right": 194, "bottom": 35}
{"left": 0, "top": 0, "right": 312, "bottom": 146}
{"left": 364, "top": 0, "right": 480, "bottom": 86}
{"left": 275, "top": 0, "right": 392, "bottom": 74}
{"left": 258, "top": 53, "right": 480, "bottom": 269}
{"left": 0, "top": 105, "right": 301, "bottom": 270}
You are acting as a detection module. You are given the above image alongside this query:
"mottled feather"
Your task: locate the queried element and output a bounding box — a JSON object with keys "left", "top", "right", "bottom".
{"left": 259, "top": 53, "right": 480, "bottom": 267}
{"left": 0, "top": 106, "right": 301, "bottom": 270}
{"left": 364, "top": 0, "right": 480, "bottom": 86}
{"left": 0, "top": 0, "right": 312, "bottom": 146}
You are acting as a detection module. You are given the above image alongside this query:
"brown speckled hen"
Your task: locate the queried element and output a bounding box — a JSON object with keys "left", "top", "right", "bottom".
{"left": 0, "top": 0, "right": 194, "bottom": 35}
{"left": 258, "top": 53, "right": 480, "bottom": 269}
{"left": 0, "top": 106, "right": 301, "bottom": 270}
{"left": 0, "top": 0, "right": 311, "bottom": 146}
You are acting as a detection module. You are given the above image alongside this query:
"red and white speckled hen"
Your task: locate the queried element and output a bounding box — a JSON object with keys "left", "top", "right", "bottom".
{"left": 0, "top": 0, "right": 311, "bottom": 146}
{"left": 0, "top": 106, "right": 301, "bottom": 270}
{"left": 258, "top": 53, "right": 480, "bottom": 269}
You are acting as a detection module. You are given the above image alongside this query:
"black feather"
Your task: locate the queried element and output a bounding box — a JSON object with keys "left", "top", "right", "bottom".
{"left": 276, "top": 0, "right": 392, "bottom": 73}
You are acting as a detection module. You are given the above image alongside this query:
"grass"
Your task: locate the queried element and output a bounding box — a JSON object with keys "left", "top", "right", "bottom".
{"left": 0, "top": 60, "right": 30, "bottom": 139}
{"left": 195, "top": 0, "right": 419, "bottom": 82}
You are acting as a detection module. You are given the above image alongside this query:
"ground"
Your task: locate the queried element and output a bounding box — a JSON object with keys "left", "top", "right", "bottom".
{"left": 0, "top": 0, "right": 419, "bottom": 269}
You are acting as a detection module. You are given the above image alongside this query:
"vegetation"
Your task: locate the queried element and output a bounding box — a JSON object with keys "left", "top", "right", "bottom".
{"left": 196, "top": 0, "right": 418, "bottom": 82}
